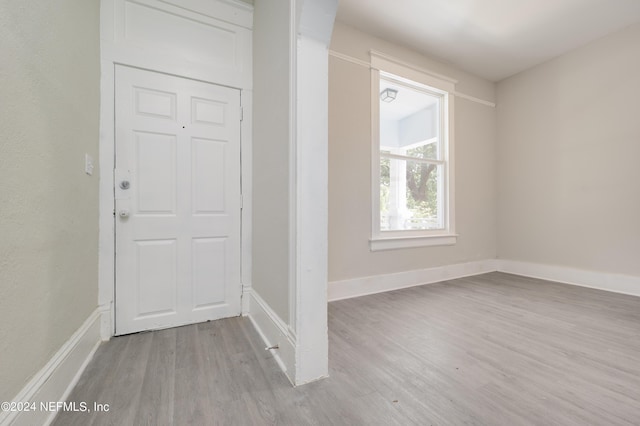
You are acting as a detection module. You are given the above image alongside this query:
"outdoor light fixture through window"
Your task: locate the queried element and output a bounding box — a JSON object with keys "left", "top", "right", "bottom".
{"left": 380, "top": 88, "right": 398, "bottom": 103}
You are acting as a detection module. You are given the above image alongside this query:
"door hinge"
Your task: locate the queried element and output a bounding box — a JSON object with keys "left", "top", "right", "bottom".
{"left": 240, "top": 106, "right": 244, "bottom": 122}
{"left": 240, "top": 194, "right": 244, "bottom": 210}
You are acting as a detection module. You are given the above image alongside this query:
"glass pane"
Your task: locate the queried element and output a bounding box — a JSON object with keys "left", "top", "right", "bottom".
{"left": 380, "top": 157, "right": 391, "bottom": 230}
{"left": 379, "top": 79, "right": 441, "bottom": 161}
{"left": 405, "top": 142, "right": 439, "bottom": 160}
{"left": 380, "top": 158, "right": 443, "bottom": 231}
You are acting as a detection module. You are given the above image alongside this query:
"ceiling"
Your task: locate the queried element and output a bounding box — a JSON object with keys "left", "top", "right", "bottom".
{"left": 335, "top": 0, "right": 640, "bottom": 81}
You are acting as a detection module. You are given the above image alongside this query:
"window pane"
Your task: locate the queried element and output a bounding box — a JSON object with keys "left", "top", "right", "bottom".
{"left": 405, "top": 142, "right": 439, "bottom": 160}
{"left": 380, "top": 158, "right": 443, "bottom": 231}
{"left": 380, "top": 157, "right": 390, "bottom": 230}
{"left": 379, "top": 79, "right": 441, "bottom": 161}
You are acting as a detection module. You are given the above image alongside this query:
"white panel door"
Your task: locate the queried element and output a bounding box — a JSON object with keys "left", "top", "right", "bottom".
{"left": 115, "top": 65, "right": 241, "bottom": 335}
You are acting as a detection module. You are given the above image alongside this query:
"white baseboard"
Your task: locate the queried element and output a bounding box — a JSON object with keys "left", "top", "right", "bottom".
{"left": 328, "top": 258, "right": 640, "bottom": 302}
{"left": 497, "top": 259, "right": 640, "bottom": 298}
{"left": 247, "top": 290, "right": 297, "bottom": 385}
{"left": 0, "top": 309, "right": 106, "bottom": 426}
{"left": 328, "top": 259, "right": 498, "bottom": 301}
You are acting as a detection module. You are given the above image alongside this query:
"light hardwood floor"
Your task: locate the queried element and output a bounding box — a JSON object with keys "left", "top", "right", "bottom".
{"left": 53, "top": 272, "right": 640, "bottom": 425}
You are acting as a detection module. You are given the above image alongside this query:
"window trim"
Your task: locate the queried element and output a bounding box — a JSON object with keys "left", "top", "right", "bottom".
{"left": 370, "top": 52, "right": 457, "bottom": 251}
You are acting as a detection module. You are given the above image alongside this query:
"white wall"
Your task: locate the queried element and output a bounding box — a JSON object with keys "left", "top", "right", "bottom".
{"left": 0, "top": 0, "right": 100, "bottom": 403}
{"left": 252, "top": 0, "right": 292, "bottom": 322}
{"left": 252, "top": 0, "right": 336, "bottom": 385}
{"left": 328, "top": 22, "right": 497, "bottom": 282}
{"left": 497, "top": 23, "right": 640, "bottom": 278}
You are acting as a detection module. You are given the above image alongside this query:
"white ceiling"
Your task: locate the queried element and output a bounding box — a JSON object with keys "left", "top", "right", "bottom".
{"left": 335, "top": 0, "right": 640, "bottom": 81}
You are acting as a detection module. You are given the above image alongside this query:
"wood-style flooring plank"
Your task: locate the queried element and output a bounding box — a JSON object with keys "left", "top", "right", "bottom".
{"left": 172, "top": 324, "right": 215, "bottom": 424}
{"left": 133, "top": 327, "right": 176, "bottom": 426}
{"left": 53, "top": 272, "right": 640, "bottom": 425}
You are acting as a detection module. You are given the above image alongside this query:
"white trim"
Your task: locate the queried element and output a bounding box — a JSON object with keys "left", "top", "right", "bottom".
{"left": 370, "top": 66, "right": 382, "bottom": 244}
{"left": 328, "top": 49, "right": 370, "bottom": 68}
{"left": 292, "top": 34, "right": 331, "bottom": 386}
{"left": 0, "top": 309, "right": 106, "bottom": 426}
{"left": 98, "top": 0, "right": 253, "bottom": 337}
{"left": 328, "top": 260, "right": 498, "bottom": 302}
{"left": 288, "top": 0, "right": 298, "bottom": 334}
{"left": 381, "top": 151, "right": 445, "bottom": 164}
{"left": 371, "top": 61, "right": 456, "bottom": 248}
{"left": 328, "top": 259, "right": 640, "bottom": 302}
{"left": 108, "top": 0, "right": 253, "bottom": 89}
{"left": 240, "top": 89, "right": 253, "bottom": 317}
{"left": 97, "top": 0, "right": 117, "bottom": 333}
{"left": 497, "top": 260, "right": 640, "bottom": 298}
{"left": 370, "top": 50, "right": 458, "bottom": 86}
{"left": 328, "top": 50, "right": 495, "bottom": 108}
{"left": 453, "top": 91, "right": 496, "bottom": 108}
{"left": 241, "top": 284, "right": 252, "bottom": 315}
{"left": 370, "top": 234, "right": 457, "bottom": 251}
{"left": 98, "top": 304, "right": 112, "bottom": 341}
{"left": 247, "top": 290, "right": 297, "bottom": 385}
{"left": 152, "top": 0, "right": 253, "bottom": 29}
{"left": 446, "top": 92, "right": 456, "bottom": 239}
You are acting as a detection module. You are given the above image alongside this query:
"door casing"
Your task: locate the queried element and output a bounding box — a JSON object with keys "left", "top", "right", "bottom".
{"left": 98, "top": 0, "right": 253, "bottom": 338}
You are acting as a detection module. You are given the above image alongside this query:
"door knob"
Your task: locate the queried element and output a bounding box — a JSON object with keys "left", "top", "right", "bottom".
{"left": 119, "top": 210, "right": 130, "bottom": 218}
{"left": 120, "top": 180, "right": 130, "bottom": 190}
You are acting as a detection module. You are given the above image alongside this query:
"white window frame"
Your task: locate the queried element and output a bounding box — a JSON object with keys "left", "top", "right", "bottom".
{"left": 370, "top": 51, "right": 457, "bottom": 251}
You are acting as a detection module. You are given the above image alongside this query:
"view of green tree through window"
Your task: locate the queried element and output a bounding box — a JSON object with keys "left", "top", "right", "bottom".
{"left": 379, "top": 76, "right": 446, "bottom": 231}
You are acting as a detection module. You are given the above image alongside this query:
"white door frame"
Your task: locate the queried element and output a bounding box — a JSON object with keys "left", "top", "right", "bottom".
{"left": 98, "top": 0, "right": 253, "bottom": 338}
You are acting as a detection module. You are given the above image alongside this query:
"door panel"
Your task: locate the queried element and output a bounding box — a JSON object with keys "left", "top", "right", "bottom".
{"left": 192, "top": 138, "right": 226, "bottom": 213}
{"left": 192, "top": 237, "right": 227, "bottom": 308}
{"left": 134, "top": 131, "right": 177, "bottom": 213}
{"left": 115, "top": 65, "right": 241, "bottom": 335}
{"left": 135, "top": 239, "right": 177, "bottom": 317}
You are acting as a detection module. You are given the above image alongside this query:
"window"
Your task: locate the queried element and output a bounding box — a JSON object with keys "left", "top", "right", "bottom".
{"left": 370, "top": 52, "right": 456, "bottom": 250}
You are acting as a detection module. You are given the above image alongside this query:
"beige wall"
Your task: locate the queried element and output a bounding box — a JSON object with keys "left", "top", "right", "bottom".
{"left": 497, "top": 23, "right": 640, "bottom": 277}
{"left": 0, "top": 0, "right": 100, "bottom": 402}
{"left": 328, "top": 23, "right": 497, "bottom": 282}
{"left": 252, "top": 0, "right": 291, "bottom": 321}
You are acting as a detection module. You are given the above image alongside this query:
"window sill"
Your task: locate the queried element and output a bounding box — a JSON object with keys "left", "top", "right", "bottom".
{"left": 370, "top": 234, "right": 457, "bottom": 251}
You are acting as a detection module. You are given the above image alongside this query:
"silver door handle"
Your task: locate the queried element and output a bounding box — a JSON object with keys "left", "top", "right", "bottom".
{"left": 119, "top": 210, "right": 130, "bottom": 218}
{"left": 120, "top": 180, "right": 130, "bottom": 190}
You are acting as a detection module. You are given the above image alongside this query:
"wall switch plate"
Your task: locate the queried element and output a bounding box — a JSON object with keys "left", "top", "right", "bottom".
{"left": 85, "top": 154, "right": 94, "bottom": 176}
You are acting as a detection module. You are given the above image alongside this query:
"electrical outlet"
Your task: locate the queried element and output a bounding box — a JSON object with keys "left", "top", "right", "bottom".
{"left": 85, "top": 154, "right": 94, "bottom": 176}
